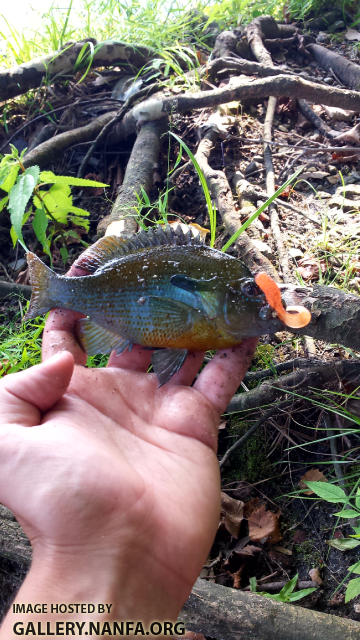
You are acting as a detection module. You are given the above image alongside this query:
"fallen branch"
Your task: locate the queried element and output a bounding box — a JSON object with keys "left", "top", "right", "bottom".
{"left": 281, "top": 283, "right": 360, "bottom": 351}
{"left": 180, "top": 578, "right": 360, "bottom": 640}
{"left": 0, "top": 281, "right": 31, "bottom": 300}
{"left": 308, "top": 43, "right": 360, "bottom": 92}
{"left": 195, "top": 127, "right": 278, "bottom": 279}
{"left": 226, "top": 359, "right": 360, "bottom": 414}
{"left": 23, "top": 75, "right": 360, "bottom": 169}
{"left": 241, "top": 580, "right": 318, "bottom": 592}
{"left": 219, "top": 399, "right": 293, "bottom": 468}
{"left": 22, "top": 111, "right": 117, "bottom": 169}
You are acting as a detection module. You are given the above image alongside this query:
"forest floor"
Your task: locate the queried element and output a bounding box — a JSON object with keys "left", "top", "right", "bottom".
{"left": 1, "top": 4, "right": 360, "bottom": 633}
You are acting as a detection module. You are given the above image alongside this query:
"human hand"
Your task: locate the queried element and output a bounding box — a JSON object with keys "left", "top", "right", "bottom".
{"left": 0, "top": 264, "right": 258, "bottom": 633}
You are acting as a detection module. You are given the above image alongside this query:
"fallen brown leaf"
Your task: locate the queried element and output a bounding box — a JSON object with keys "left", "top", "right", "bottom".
{"left": 299, "top": 468, "right": 327, "bottom": 495}
{"left": 293, "top": 530, "right": 307, "bottom": 544}
{"left": 309, "top": 568, "right": 323, "bottom": 586}
{"left": 247, "top": 504, "right": 282, "bottom": 544}
{"left": 244, "top": 497, "right": 262, "bottom": 519}
{"left": 220, "top": 492, "right": 244, "bottom": 538}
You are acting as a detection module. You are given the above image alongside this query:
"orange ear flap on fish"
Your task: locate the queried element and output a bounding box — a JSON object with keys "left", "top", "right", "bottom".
{"left": 254, "top": 272, "right": 311, "bottom": 329}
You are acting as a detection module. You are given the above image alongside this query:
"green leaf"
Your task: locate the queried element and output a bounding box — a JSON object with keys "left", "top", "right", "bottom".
{"left": 221, "top": 168, "right": 303, "bottom": 253}
{"left": 24, "top": 165, "right": 40, "bottom": 184}
{"left": 327, "top": 538, "right": 360, "bottom": 551}
{"left": 261, "top": 593, "right": 286, "bottom": 602}
{"left": 356, "top": 488, "right": 360, "bottom": 510}
{"left": 1, "top": 164, "right": 20, "bottom": 192}
{"left": 288, "top": 588, "right": 316, "bottom": 602}
{"left": 9, "top": 172, "right": 36, "bottom": 241}
{"left": 345, "top": 577, "right": 360, "bottom": 603}
{"left": 279, "top": 574, "right": 298, "bottom": 598}
{"left": 334, "top": 509, "right": 360, "bottom": 519}
{"left": 348, "top": 561, "right": 360, "bottom": 574}
{"left": 32, "top": 207, "right": 50, "bottom": 256}
{"left": 170, "top": 132, "right": 215, "bottom": 247}
{"left": 40, "top": 170, "right": 108, "bottom": 188}
{"left": 68, "top": 206, "right": 90, "bottom": 216}
{"left": 0, "top": 195, "right": 9, "bottom": 213}
{"left": 249, "top": 577, "right": 257, "bottom": 593}
{"left": 60, "top": 246, "right": 69, "bottom": 264}
{"left": 352, "top": 527, "right": 360, "bottom": 535}
{"left": 305, "top": 481, "right": 348, "bottom": 503}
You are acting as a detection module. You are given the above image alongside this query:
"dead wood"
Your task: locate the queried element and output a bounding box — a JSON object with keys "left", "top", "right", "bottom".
{"left": 219, "top": 400, "right": 293, "bottom": 468}
{"left": 195, "top": 127, "right": 278, "bottom": 279}
{"left": 22, "top": 75, "right": 360, "bottom": 169}
{"left": 245, "top": 18, "right": 273, "bottom": 67}
{"left": 308, "top": 43, "right": 360, "bottom": 92}
{"left": 297, "top": 99, "right": 341, "bottom": 139}
{"left": 97, "top": 118, "right": 168, "bottom": 237}
{"left": 243, "top": 357, "right": 327, "bottom": 383}
{"left": 264, "top": 96, "right": 292, "bottom": 283}
{"left": 241, "top": 580, "right": 318, "bottom": 592}
{"left": 281, "top": 283, "right": 360, "bottom": 351}
{"left": 0, "top": 39, "right": 155, "bottom": 102}
{"left": 22, "top": 111, "right": 117, "bottom": 169}
{"left": 180, "top": 578, "right": 360, "bottom": 640}
{"left": 226, "top": 359, "right": 360, "bottom": 414}
{"left": 0, "top": 281, "right": 31, "bottom": 300}
{"left": 113, "top": 75, "right": 360, "bottom": 143}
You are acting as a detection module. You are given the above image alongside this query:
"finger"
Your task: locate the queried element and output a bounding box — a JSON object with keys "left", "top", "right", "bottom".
{"left": 0, "top": 351, "right": 74, "bottom": 427}
{"left": 42, "top": 308, "right": 88, "bottom": 365}
{"left": 167, "top": 351, "right": 205, "bottom": 387}
{"left": 193, "top": 338, "right": 258, "bottom": 416}
{"left": 107, "top": 344, "right": 153, "bottom": 372}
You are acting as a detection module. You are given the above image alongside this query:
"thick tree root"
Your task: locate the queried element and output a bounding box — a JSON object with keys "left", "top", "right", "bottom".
{"left": 226, "top": 359, "right": 360, "bottom": 414}
{"left": 22, "top": 111, "right": 117, "bottom": 169}
{"left": 97, "top": 118, "right": 168, "bottom": 236}
{"left": 308, "top": 43, "right": 360, "bottom": 91}
{"left": 0, "top": 40, "right": 155, "bottom": 102}
{"left": 180, "top": 578, "right": 360, "bottom": 640}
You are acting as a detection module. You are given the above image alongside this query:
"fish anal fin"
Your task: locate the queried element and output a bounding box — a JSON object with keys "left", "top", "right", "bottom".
{"left": 151, "top": 349, "right": 188, "bottom": 386}
{"left": 76, "top": 318, "right": 130, "bottom": 356}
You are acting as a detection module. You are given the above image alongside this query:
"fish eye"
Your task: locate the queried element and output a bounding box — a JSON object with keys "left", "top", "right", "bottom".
{"left": 241, "top": 279, "right": 262, "bottom": 298}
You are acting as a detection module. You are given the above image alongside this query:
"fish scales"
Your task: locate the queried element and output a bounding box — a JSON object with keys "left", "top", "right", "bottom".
{"left": 25, "top": 224, "right": 311, "bottom": 385}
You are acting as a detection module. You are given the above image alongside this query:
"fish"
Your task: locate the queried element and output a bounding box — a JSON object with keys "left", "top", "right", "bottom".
{"left": 25, "top": 224, "right": 311, "bottom": 386}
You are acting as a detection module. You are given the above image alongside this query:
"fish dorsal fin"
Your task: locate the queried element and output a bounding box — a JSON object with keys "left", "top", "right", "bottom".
{"left": 73, "top": 224, "right": 204, "bottom": 274}
{"left": 77, "top": 318, "right": 131, "bottom": 356}
{"left": 151, "top": 349, "right": 188, "bottom": 386}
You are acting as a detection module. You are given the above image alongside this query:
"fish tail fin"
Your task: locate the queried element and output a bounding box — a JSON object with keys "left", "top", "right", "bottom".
{"left": 255, "top": 272, "right": 311, "bottom": 329}
{"left": 24, "top": 253, "right": 58, "bottom": 321}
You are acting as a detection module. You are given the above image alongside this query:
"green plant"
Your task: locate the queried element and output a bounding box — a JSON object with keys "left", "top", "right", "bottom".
{"left": 0, "top": 145, "right": 108, "bottom": 263}
{"left": 222, "top": 167, "right": 304, "bottom": 252}
{"left": 304, "top": 479, "right": 360, "bottom": 603}
{"left": 250, "top": 573, "right": 317, "bottom": 602}
{"left": 170, "top": 132, "right": 217, "bottom": 247}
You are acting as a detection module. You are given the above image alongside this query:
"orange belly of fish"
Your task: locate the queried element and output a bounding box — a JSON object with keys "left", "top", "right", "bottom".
{"left": 138, "top": 323, "right": 239, "bottom": 351}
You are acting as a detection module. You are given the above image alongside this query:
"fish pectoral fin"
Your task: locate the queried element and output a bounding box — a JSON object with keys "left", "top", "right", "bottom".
{"left": 151, "top": 349, "right": 188, "bottom": 387}
{"left": 170, "top": 274, "right": 217, "bottom": 293}
{"left": 77, "top": 318, "right": 130, "bottom": 356}
{"left": 148, "top": 296, "right": 200, "bottom": 330}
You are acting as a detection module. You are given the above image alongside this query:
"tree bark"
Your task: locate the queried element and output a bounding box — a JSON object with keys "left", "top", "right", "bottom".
{"left": 281, "top": 283, "right": 360, "bottom": 351}
{"left": 180, "top": 578, "right": 360, "bottom": 640}
{"left": 308, "top": 43, "right": 360, "bottom": 91}
{"left": 97, "top": 118, "right": 168, "bottom": 236}
{"left": 0, "top": 40, "right": 155, "bottom": 102}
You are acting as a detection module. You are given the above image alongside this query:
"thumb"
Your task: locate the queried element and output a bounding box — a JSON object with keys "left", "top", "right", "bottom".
{"left": 0, "top": 352, "right": 74, "bottom": 427}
